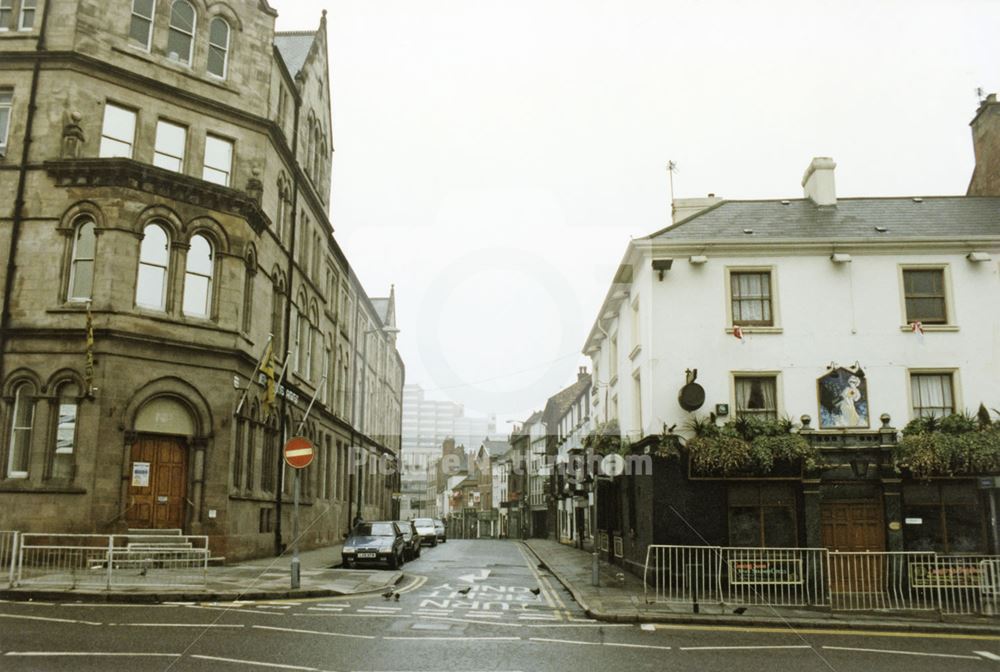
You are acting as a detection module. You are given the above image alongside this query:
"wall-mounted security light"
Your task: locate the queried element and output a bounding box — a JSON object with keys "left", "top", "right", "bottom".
{"left": 689, "top": 255, "right": 708, "bottom": 265}
{"left": 967, "top": 251, "right": 992, "bottom": 262}
{"left": 830, "top": 253, "right": 852, "bottom": 263}
{"left": 651, "top": 258, "right": 673, "bottom": 281}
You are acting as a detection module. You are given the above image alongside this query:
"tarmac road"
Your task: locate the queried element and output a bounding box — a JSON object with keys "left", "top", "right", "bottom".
{"left": 0, "top": 539, "right": 997, "bottom": 671}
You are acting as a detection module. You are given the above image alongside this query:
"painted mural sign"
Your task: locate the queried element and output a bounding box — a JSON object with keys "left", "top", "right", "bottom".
{"left": 909, "top": 561, "right": 983, "bottom": 589}
{"left": 729, "top": 559, "right": 804, "bottom": 585}
{"left": 818, "top": 366, "right": 869, "bottom": 429}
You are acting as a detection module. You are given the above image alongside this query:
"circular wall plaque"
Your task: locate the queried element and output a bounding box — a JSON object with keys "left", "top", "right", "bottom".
{"left": 678, "top": 382, "right": 706, "bottom": 411}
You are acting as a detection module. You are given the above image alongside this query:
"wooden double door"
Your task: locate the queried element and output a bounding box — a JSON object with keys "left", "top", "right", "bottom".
{"left": 125, "top": 436, "right": 189, "bottom": 530}
{"left": 821, "top": 500, "right": 886, "bottom": 594}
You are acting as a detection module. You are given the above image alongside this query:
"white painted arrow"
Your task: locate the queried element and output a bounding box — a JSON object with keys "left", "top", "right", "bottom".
{"left": 458, "top": 569, "right": 491, "bottom": 583}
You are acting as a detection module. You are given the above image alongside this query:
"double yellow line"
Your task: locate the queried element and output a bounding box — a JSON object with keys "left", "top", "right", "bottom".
{"left": 518, "top": 543, "right": 572, "bottom": 620}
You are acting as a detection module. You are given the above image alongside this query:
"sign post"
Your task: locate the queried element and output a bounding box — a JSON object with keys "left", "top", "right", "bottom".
{"left": 284, "top": 436, "right": 315, "bottom": 589}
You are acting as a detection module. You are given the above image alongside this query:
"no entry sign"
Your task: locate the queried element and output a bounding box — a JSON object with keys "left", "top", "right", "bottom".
{"left": 283, "top": 436, "right": 314, "bottom": 469}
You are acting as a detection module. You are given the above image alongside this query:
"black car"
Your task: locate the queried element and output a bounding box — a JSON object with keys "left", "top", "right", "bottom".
{"left": 395, "top": 520, "right": 421, "bottom": 560}
{"left": 341, "top": 521, "right": 406, "bottom": 569}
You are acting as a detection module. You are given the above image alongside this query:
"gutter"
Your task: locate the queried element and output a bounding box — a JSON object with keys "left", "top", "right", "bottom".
{"left": 0, "top": 0, "right": 50, "bottom": 394}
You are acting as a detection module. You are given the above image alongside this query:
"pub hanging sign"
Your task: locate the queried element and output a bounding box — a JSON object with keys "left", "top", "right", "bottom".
{"left": 818, "top": 365, "right": 869, "bottom": 429}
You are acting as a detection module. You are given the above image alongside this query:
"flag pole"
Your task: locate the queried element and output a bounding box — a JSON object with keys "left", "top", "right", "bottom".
{"left": 236, "top": 333, "right": 273, "bottom": 416}
{"left": 295, "top": 374, "right": 327, "bottom": 436}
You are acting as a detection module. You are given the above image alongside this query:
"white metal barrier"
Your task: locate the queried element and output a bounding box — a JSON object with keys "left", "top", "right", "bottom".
{"left": 644, "top": 545, "right": 1000, "bottom": 617}
{"left": 16, "top": 534, "right": 209, "bottom": 590}
{"left": 0, "top": 531, "right": 18, "bottom": 588}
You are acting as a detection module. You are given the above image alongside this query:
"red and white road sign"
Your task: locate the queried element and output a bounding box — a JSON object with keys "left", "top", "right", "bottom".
{"left": 283, "top": 436, "right": 314, "bottom": 469}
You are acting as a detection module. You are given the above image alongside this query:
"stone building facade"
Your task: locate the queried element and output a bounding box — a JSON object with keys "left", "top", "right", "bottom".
{"left": 0, "top": 0, "right": 403, "bottom": 561}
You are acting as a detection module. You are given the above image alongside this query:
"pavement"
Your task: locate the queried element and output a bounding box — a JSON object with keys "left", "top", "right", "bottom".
{"left": 0, "top": 542, "right": 403, "bottom": 603}
{"left": 522, "top": 538, "right": 1000, "bottom": 635}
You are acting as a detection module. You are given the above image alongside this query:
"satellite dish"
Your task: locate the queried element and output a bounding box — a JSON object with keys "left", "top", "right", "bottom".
{"left": 599, "top": 453, "right": 626, "bottom": 478}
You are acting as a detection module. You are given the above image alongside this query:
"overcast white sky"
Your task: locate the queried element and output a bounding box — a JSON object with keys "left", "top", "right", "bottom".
{"left": 272, "top": 1, "right": 1000, "bottom": 426}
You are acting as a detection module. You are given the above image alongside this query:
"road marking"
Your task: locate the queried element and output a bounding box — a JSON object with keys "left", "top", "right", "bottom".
{"left": 651, "top": 623, "right": 1000, "bottom": 642}
{"left": 190, "top": 654, "right": 319, "bottom": 670}
{"left": 517, "top": 544, "right": 556, "bottom": 610}
{"left": 603, "top": 642, "right": 672, "bottom": 651}
{"left": 361, "top": 606, "right": 401, "bottom": 611}
{"left": 680, "top": 645, "right": 813, "bottom": 651}
{"left": 307, "top": 607, "right": 346, "bottom": 612}
{"left": 110, "top": 623, "right": 245, "bottom": 628}
{"left": 395, "top": 575, "right": 428, "bottom": 594}
{"left": 256, "top": 605, "right": 292, "bottom": 610}
{"left": 523, "top": 623, "right": 632, "bottom": 629}
{"left": 57, "top": 603, "right": 175, "bottom": 608}
{"left": 975, "top": 650, "right": 1000, "bottom": 661}
{"left": 0, "top": 613, "right": 101, "bottom": 626}
{"left": 529, "top": 637, "right": 600, "bottom": 646}
{"left": 252, "top": 624, "right": 376, "bottom": 640}
{"left": 822, "top": 646, "right": 983, "bottom": 661}
{"left": 383, "top": 636, "right": 521, "bottom": 642}
{"left": 5, "top": 652, "right": 179, "bottom": 657}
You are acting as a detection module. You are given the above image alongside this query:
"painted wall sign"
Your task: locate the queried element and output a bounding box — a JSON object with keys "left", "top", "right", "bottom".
{"left": 818, "top": 366, "right": 869, "bottom": 429}
{"left": 131, "top": 461, "right": 151, "bottom": 487}
{"left": 728, "top": 559, "right": 804, "bottom": 586}
{"left": 905, "top": 517, "right": 923, "bottom": 525}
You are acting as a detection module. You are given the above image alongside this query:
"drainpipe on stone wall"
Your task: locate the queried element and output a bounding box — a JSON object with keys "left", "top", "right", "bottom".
{"left": 0, "top": 1, "right": 50, "bottom": 394}
{"left": 274, "top": 81, "right": 302, "bottom": 558}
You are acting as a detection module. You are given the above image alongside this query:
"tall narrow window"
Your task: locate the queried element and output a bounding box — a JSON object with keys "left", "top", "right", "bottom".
{"left": 0, "top": 0, "right": 12, "bottom": 30}
{"left": 68, "top": 217, "right": 96, "bottom": 301}
{"left": 136, "top": 223, "right": 169, "bottom": 310}
{"left": 129, "top": 0, "right": 155, "bottom": 50}
{"left": 903, "top": 268, "right": 947, "bottom": 325}
{"left": 0, "top": 89, "right": 10, "bottom": 155}
{"left": 203, "top": 134, "right": 233, "bottom": 186}
{"left": 183, "top": 234, "right": 213, "bottom": 317}
{"left": 911, "top": 373, "right": 955, "bottom": 419}
{"left": 6, "top": 382, "right": 35, "bottom": 479}
{"left": 50, "top": 382, "right": 79, "bottom": 480}
{"left": 731, "top": 271, "right": 773, "bottom": 326}
{"left": 167, "top": 0, "right": 196, "bottom": 65}
{"left": 271, "top": 281, "right": 284, "bottom": 356}
{"left": 734, "top": 375, "right": 778, "bottom": 420}
{"left": 292, "top": 309, "right": 304, "bottom": 375}
{"left": 153, "top": 119, "right": 187, "bottom": 172}
{"left": 99, "top": 103, "right": 136, "bottom": 159}
{"left": 242, "top": 262, "right": 255, "bottom": 333}
{"left": 232, "top": 408, "right": 245, "bottom": 490}
{"left": 18, "top": 0, "right": 35, "bottom": 30}
{"left": 207, "top": 17, "right": 230, "bottom": 78}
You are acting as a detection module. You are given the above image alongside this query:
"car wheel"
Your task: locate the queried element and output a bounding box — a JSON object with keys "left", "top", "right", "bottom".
{"left": 388, "top": 553, "right": 399, "bottom": 570}
{"left": 431, "top": 537, "right": 438, "bottom": 547}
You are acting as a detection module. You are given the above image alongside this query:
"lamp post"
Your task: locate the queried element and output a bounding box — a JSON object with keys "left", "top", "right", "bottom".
{"left": 356, "top": 324, "right": 400, "bottom": 522}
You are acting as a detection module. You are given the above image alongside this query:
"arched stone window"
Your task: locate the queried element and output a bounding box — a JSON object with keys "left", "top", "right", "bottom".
{"left": 207, "top": 17, "right": 230, "bottom": 79}
{"left": 50, "top": 381, "right": 80, "bottom": 480}
{"left": 242, "top": 250, "right": 256, "bottom": 334}
{"left": 5, "top": 381, "right": 35, "bottom": 479}
{"left": 167, "top": 0, "right": 196, "bottom": 65}
{"left": 136, "top": 223, "right": 170, "bottom": 310}
{"left": 270, "top": 274, "right": 285, "bottom": 356}
{"left": 68, "top": 217, "right": 96, "bottom": 301}
{"left": 183, "top": 233, "right": 213, "bottom": 317}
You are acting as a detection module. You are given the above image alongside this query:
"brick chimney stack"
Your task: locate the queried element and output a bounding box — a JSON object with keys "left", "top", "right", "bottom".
{"left": 968, "top": 93, "right": 1000, "bottom": 196}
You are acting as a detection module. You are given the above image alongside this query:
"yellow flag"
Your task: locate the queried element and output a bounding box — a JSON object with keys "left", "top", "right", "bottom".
{"left": 261, "top": 340, "right": 276, "bottom": 415}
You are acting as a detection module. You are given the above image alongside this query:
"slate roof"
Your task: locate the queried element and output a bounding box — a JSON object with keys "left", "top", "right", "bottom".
{"left": 649, "top": 196, "right": 1000, "bottom": 242}
{"left": 274, "top": 32, "right": 315, "bottom": 76}
{"left": 480, "top": 439, "right": 511, "bottom": 457}
{"left": 544, "top": 375, "right": 592, "bottom": 423}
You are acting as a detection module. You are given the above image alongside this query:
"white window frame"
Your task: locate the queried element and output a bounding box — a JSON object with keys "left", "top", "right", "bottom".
{"left": 153, "top": 119, "right": 187, "bottom": 173}
{"left": 207, "top": 16, "right": 230, "bottom": 79}
{"left": 17, "top": 0, "right": 34, "bottom": 31}
{"left": 6, "top": 382, "right": 34, "bottom": 479}
{"left": 136, "top": 223, "right": 170, "bottom": 311}
{"left": 898, "top": 264, "right": 956, "bottom": 331}
{"left": 731, "top": 371, "right": 782, "bottom": 421}
{"left": 202, "top": 133, "right": 233, "bottom": 186}
{"left": 0, "top": 89, "right": 11, "bottom": 156}
{"left": 724, "top": 265, "right": 782, "bottom": 333}
{"left": 128, "top": 0, "right": 156, "bottom": 51}
{"left": 99, "top": 102, "right": 137, "bottom": 159}
{"left": 907, "top": 369, "right": 960, "bottom": 420}
{"left": 0, "top": 0, "right": 13, "bottom": 32}
{"left": 67, "top": 217, "right": 96, "bottom": 302}
{"left": 182, "top": 234, "right": 213, "bottom": 318}
{"left": 167, "top": 0, "right": 196, "bottom": 65}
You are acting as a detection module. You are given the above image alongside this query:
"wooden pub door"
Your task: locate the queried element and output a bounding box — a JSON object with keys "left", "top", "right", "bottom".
{"left": 822, "top": 500, "right": 886, "bottom": 596}
{"left": 125, "top": 436, "right": 188, "bottom": 530}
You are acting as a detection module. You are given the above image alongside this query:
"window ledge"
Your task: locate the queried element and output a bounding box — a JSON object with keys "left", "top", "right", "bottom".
{"left": 900, "top": 325, "right": 959, "bottom": 333}
{"left": 628, "top": 345, "right": 642, "bottom": 361}
{"left": 0, "top": 482, "right": 87, "bottom": 494}
{"left": 110, "top": 45, "right": 240, "bottom": 95}
{"left": 727, "top": 326, "right": 783, "bottom": 335}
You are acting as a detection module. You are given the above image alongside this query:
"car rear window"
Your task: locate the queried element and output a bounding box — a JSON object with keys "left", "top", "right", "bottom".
{"left": 413, "top": 518, "right": 434, "bottom": 525}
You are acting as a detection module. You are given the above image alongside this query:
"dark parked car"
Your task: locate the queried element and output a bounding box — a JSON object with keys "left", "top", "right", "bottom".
{"left": 434, "top": 518, "right": 447, "bottom": 543}
{"left": 396, "top": 520, "right": 421, "bottom": 560}
{"left": 412, "top": 518, "right": 438, "bottom": 546}
{"left": 341, "top": 521, "right": 406, "bottom": 569}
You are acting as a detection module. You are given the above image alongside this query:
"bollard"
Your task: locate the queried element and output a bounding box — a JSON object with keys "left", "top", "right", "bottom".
{"left": 592, "top": 551, "right": 599, "bottom": 587}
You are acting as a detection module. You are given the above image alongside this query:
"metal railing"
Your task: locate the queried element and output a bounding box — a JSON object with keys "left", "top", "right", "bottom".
{"left": 1, "top": 531, "right": 18, "bottom": 588}
{"left": 16, "top": 534, "right": 209, "bottom": 590}
{"left": 644, "top": 544, "right": 1000, "bottom": 617}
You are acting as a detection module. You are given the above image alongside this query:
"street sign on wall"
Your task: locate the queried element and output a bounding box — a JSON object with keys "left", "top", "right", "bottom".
{"left": 283, "top": 436, "right": 314, "bottom": 469}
